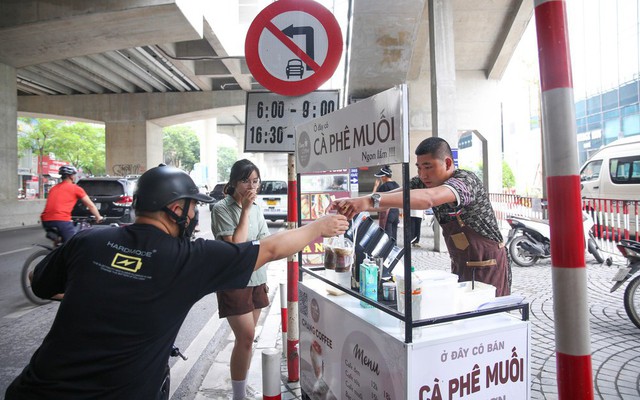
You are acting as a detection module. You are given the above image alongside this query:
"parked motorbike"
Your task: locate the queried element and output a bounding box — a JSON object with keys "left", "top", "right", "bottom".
{"left": 611, "top": 239, "right": 640, "bottom": 329}
{"left": 160, "top": 346, "right": 188, "bottom": 400}
{"left": 506, "top": 211, "right": 608, "bottom": 267}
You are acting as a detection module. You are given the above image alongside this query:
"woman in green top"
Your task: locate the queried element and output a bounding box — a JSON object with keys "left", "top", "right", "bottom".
{"left": 210, "top": 159, "right": 270, "bottom": 400}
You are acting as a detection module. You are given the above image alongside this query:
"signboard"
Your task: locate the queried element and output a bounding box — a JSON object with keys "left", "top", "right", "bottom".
{"left": 295, "top": 85, "right": 409, "bottom": 174}
{"left": 410, "top": 324, "right": 530, "bottom": 399}
{"left": 299, "top": 281, "right": 407, "bottom": 400}
{"left": 245, "top": 0, "right": 343, "bottom": 96}
{"left": 245, "top": 90, "right": 339, "bottom": 153}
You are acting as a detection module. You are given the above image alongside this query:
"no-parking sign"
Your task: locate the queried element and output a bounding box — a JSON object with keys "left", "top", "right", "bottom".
{"left": 245, "top": 0, "right": 343, "bottom": 97}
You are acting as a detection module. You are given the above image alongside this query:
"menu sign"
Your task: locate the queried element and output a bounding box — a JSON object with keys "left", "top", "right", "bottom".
{"left": 295, "top": 85, "right": 409, "bottom": 174}
{"left": 299, "top": 283, "right": 406, "bottom": 400}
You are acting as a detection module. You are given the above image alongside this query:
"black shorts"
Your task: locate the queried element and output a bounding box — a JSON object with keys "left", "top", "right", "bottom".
{"left": 217, "top": 283, "right": 269, "bottom": 318}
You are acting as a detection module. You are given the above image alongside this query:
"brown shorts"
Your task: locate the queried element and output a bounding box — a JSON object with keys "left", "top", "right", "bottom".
{"left": 217, "top": 283, "right": 269, "bottom": 318}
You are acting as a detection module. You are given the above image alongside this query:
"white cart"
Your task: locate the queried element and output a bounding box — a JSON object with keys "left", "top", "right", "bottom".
{"left": 294, "top": 86, "right": 530, "bottom": 400}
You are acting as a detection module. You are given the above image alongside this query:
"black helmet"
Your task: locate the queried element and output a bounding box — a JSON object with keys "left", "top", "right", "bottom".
{"left": 59, "top": 165, "right": 77, "bottom": 176}
{"left": 133, "top": 164, "right": 213, "bottom": 211}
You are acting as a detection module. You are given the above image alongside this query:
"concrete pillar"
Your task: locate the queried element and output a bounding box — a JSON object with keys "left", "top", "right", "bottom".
{"left": 0, "top": 63, "right": 18, "bottom": 202}
{"left": 0, "top": 62, "right": 43, "bottom": 229}
{"left": 105, "top": 120, "right": 162, "bottom": 175}
{"left": 202, "top": 118, "right": 218, "bottom": 186}
{"left": 428, "top": 0, "right": 457, "bottom": 251}
{"left": 429, "top": 0, "right": 457, "bottom": 148}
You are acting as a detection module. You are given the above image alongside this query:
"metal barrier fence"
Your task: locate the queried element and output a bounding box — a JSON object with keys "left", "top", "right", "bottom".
{"left": 489, "top": 193, "right": 639, "bottom": 254}
{"left": 489, "top": 193, "right": 548, "bottom": 228}
{"left": 582, "top": 198, "right": 640, "bottom": 253}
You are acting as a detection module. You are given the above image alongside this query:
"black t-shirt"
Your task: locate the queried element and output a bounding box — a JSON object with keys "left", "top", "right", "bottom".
{"left": 6, "top": 224, "right": 259, "bottom": 400}
{"left": 377, "top": 180, "right": 400, "bottom": 222}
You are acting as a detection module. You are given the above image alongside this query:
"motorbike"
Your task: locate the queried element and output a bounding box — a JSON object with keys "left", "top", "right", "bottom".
{"left": 505, "top": 210, "right": 608, "bottom": 267}
{"left": 611, "top": 239, "right": 640, "bottom": 329}
{"left": 21, "top": 218, "right": 188, "bottom": 398}
{"left": 21, "top": 218, "right": 93, "bottom": 305}
{"left": 160, "top": 345, "right": 188, "bottom": 399}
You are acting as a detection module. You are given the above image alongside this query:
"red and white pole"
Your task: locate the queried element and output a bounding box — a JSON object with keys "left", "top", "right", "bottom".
{"left": 534, "top": 1, "right": 594, "bottom": 398}
{"left": 279, "top": 282, "right": 287, "bottom": 358}
{"left": 286, "top": 153, "right": 300, "bottom": 382}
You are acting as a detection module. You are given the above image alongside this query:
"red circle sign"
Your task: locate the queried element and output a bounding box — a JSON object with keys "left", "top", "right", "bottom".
{"left": 245, "top": 0, "right": 343, "bottom": 96}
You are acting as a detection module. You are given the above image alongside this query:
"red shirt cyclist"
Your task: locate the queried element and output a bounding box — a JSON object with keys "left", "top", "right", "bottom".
{"left": 40, "top": 165, "right": 103, "bottom": 242}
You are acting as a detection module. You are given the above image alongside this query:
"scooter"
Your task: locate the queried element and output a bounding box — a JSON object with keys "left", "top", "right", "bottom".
{"left": 505, "top": 210, "right": 607, "bottom": 267}
{"left": 611, "top": 239, "right": 640, "bottom": 329}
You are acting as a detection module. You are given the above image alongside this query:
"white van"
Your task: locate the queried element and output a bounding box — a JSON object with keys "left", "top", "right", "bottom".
{"left": 580, "top": 136, "right": 640, "bottom": 201}
{"left": 257, "top": 180, "right": 288, "bottom": 222}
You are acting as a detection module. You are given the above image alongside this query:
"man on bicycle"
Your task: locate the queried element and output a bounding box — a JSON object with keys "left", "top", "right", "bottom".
{"left": 40, "top": 165, "right": 103, "bottom": 242}
{"left": 6, "top": 164, "right": 348, "bottom": 400}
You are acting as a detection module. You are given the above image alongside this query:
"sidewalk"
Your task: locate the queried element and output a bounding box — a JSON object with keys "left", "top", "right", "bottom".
{"left": 192, "top": 258, "right": 301, "bottom": 400}
{"left": 191, "top": 222, "right": 640, "bottom": 399}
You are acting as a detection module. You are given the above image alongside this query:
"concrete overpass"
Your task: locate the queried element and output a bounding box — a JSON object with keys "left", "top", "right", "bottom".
{"left": 0, "top": 0, "right": 533, "bottom": 229}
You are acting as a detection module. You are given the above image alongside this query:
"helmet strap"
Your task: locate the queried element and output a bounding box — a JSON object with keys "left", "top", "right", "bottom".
{"left": 163, "top": 198, "right": 193, "bottom": 237}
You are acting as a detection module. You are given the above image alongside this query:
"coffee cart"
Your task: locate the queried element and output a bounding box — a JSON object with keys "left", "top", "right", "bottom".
{"left": 294, "top": 85, "right": 531, "bottom": 399}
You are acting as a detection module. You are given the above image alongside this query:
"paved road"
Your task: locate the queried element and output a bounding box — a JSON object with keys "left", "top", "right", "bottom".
{"left": 409, "top": 226, "right": 640, "bottom": 400}
{"left": 2, "top": 215, "right": 640, "bottom": 399}
{"left": 0, "top": 206, "right": 286, "bottom": 399}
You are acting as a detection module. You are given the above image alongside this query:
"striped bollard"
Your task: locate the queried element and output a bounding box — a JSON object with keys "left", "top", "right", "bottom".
{"left": 261, "top": 348, "right": 281, "bottom": 400}
{"left": 534, "top": 1, "right": 594, "bottom": 398}
{"left": 279, "top": 282, "right": 287, "bottom": 357}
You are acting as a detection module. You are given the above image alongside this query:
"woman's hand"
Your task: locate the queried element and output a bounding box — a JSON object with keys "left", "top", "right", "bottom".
{"left": 241, "top": 189, "right": 257, "bottom": 209}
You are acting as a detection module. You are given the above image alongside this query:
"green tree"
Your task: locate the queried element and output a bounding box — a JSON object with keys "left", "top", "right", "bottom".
{"left": 460, "top": 161, "right": 484, "bottom": 183}
{"left": 502, "top": 160, "right": 516, "bottom": 189}
{"left": 47, "top": 123, "right": 105, "bottom": 175}
{"left": 18, "top": 118, "right": 106, "bottom": 181}
{"left": 217, "top": 146, "right": 237, "bottom": 181}
{"left": 163, "top": 125, "right": 200, "bottom": 172}
{"left": 18, "top": 118, "right": 62, "bottom": 197}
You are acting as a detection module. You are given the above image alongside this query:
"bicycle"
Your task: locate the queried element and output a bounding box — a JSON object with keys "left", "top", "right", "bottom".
{"left": 21, "top": 217, "right": 95, "bottom": 305}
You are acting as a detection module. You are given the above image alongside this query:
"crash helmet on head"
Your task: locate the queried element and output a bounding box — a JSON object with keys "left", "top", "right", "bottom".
{"left": 58, "top": 165, "right": 77, "bottom": 177}
{"left": 132, "top": 164, "right": 213, "bottom": 212}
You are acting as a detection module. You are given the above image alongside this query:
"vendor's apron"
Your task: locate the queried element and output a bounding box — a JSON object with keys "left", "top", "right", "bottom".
{"left": 442, "top": 214, "right": 511, "bottom": 296}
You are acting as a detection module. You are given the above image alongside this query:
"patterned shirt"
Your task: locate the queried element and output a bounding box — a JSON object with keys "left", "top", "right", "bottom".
{"left": 211, "top": 195, "right": 270, "bottom": 286}
{"left": 410, "top": 169, "right": 503, "bottom": 243}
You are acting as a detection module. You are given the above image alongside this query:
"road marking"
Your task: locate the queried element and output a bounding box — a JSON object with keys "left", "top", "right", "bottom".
{"left": 0, "top": 247, "right": 33, "bottom": 257}
{"left": 3, "top": 305, "right": 38, "bottom": 319}
{"left": 169, "top": 312, "right": 224, "bottom": 399}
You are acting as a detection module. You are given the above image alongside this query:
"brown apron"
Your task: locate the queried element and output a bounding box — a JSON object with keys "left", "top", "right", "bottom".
{"left": 442, "top": 214, "right": 511, "bottom": 296}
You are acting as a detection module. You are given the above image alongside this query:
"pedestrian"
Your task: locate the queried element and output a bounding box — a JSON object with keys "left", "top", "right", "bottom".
{"left": 330, "top": 138, "right": 510, "bottom": 296}
{"left": 410, "top": 209, "right": 424, "bottom": 247}
{"left": 210, "top": 159, "right": 269, "bottom": 400}
{"left": 40, "top": 165, "right": 103, "bottom": 242}
{"left": 5, "top": 164, "right": 348, "bottom": 400}
{"left": 372, "top": 165, "right": 400, "bottom": 241}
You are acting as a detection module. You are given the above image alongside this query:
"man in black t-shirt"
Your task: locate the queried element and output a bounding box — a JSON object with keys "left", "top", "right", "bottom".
{"left": 373, "top": 165, "right": 400, "bottom": 241}
{"left": 6, "top": 165, "right": 348, "bottom": 400}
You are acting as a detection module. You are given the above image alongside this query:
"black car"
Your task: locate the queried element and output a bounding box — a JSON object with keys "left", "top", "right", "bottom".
{"left": 208, "top": 182, "right": 227, "bottom": 211}
{"left": 72, "top": 176, "right": 138, "bottom": 224}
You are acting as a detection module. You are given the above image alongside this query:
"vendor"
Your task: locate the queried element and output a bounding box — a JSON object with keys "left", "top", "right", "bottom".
{"left": 329, "top": 137, "right": 510, "bottom": 296}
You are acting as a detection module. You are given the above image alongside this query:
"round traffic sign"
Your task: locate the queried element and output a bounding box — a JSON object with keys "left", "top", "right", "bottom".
{"left": 245, "top": 0, "right": 343, "bottom": 96}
